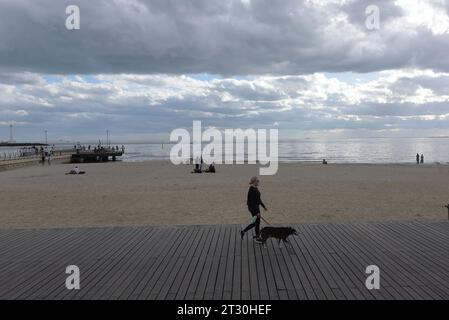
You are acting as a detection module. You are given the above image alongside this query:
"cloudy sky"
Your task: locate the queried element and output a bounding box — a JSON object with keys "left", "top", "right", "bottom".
{"left": 1, "top": 0, "right": 449, "bottom": 142}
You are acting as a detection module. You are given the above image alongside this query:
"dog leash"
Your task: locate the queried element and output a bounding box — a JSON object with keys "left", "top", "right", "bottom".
{"left": 261, "top": 216, "right": 271, "bottom": 225}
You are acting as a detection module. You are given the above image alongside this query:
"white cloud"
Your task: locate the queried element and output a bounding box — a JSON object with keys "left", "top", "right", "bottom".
{"left": 1, "top": 70, "right": 449, "bottom": 139}
{"left": 1, "top": 1, "right": 449, "bottom": 140}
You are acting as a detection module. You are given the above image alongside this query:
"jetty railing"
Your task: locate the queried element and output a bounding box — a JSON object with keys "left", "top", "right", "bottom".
{"left": 0, "top": 149, "right": 74, "bottom": 162}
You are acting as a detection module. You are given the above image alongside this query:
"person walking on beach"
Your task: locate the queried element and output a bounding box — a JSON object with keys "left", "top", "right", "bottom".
{"left": 421, "top": 154, "right": 424, "bottom": 164}
{"left": 241, "top": 176, "right": 268, "bottom": 243}
{"left": 47, "top": 151, "right": 52, "bottom": 165}
{"left": 416, "top": 153, "right": 420, "bottom": 164}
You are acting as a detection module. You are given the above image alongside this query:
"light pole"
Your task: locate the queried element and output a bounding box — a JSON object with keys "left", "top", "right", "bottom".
{"left": 106, "top": 130, "right": 110, "bottom": 147}
{"left": 44, "top": 130, "right": 48, "bottom": 145}
{"left": 9, "top": 124, "right": 13, "bottom": 142}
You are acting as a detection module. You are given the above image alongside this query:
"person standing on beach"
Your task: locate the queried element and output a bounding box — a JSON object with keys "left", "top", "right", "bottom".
{"left": 421, "top": 154, "right": 424, "bottom": 164}
{"left": 416, "top": 153, "right": 420, "bottom": 164}
{"left": 241, "top": 176, "right": 268, "bottom": 242}
{"left": 41, "top": 148, "right": 45, "bottom": 165}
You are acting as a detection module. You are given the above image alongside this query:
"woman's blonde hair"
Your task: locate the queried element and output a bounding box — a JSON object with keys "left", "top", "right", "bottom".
{"left": 249, "top": 176, "right": 259, "bottom": 185}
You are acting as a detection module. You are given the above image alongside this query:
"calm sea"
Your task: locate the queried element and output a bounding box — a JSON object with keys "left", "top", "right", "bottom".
{"left": 2, "top": 138, "right": 449, "bottom": 164}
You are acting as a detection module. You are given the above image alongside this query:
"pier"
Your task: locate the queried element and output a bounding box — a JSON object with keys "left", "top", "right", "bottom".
{"left": 0, "top": 149, "right": 72, "bottom": 171}
{"left": 0, "top": 142, "right": 48, "bottom": 147}
{"left": 71, "top": 149, "right": 124, "bottom": 163}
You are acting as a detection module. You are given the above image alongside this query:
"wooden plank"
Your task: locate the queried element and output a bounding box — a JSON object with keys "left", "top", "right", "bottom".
{"left": 253, "top": 239, "right": 270, "bottom": 300}
{"left": 184, "top": 226, "right": 216, "bottom": 300}
{"left": 175, "top": 226, "right": 213, "bottom": 300}
{"left": 274, "top": 238, "right": 308, "bottom": 300}
{"left": 146, "top": 227, "right": 197, "bottom": 299}
{"left": 264, "top": 237, "right": 289, "bottom": 300}
{"left": 25, "top": 227, "right": 122, "bottom": 299}
{"left": 95, "top": 228, "right": 158, "bottom": 299}
{"left": 317, "top": 224, "right": 369, "bottom": 300}
{"left": 193, "top": 225, "right": 221, "bottom": 300}
{"left": 316, "top": 224, "right": 383, "bottom": 300}
{"left": 333, "top": 222, "right": 413, "bottom": 300}
{"left": 108, "top": 228, "right": 165, "bottom": 299}
{"left": 287, "top": 228, "right": 324, "bottom": 300}
{"left": 50, "top": 227, "right": 131, "bottom": 300}
{"left": 0, "top": 221, "right": 448, "bottom": 300}
{"left": 240, "top": 227, "right": 251, "bottom": 300}
{"left": 268, "top": 238, "right": 298, "bottom": 300}
{"left": 160, "top": 226, "right": 206, "bottom": 300}
{"left": 231, "top": 226, "right": 242, "bottom": 300}
{"left": 302, "top": 224, "right": 356, "bottom": 300}
{"left": 292, "top": 225, "right": 336, "bottom": 300}
{"left": 222, "top": 227, "right": 236, "bottom": 300}
{"left": 126, "top": 227, "right": 182, "bottom": 299}
{"left": 0, "top": 228, "right": 85, "bottom": 299}
{"left": 212, "top": 226, "right": 232, "bottom": 300}
{"left": 342, "top": 222, "right": 421, "bottom": 300}
{"left": 258, "top": 234, "right": 279, "bottom": 300}
{"left": 76, "top": 227, "right": 147, "bottom": 299}
{"left": 203, "top": 225, "right": 226, "bottom": 299}
{"left": 247, "top": 232, "right": 260, "bottom": 300}
{"left": 0, "top": 228, "right": 78, "bottom": 278}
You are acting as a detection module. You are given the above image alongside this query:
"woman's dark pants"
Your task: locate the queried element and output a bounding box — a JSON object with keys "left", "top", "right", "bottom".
{"left": 243, "top": 208, "right": 260, "bottom": 237}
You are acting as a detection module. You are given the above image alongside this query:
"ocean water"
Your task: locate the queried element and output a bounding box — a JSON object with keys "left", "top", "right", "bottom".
{"left": 103, "top": 137, "right": 449, "bottom": 164}
{"left": 2, "top": 138, "right": 449, "bottom": 164}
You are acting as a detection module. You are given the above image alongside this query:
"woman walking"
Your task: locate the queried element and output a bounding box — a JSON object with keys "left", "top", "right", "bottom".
{"left": 241, "top": 176, "right": 268, "bottom": 242}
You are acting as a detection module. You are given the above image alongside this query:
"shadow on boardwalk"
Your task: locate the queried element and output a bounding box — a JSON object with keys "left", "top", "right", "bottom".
{"left": 0, "top": 220, "right": 448, "bottom": 300}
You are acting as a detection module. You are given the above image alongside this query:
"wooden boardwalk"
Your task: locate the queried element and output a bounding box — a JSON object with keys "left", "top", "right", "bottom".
{"left": 0, "top": 220, "right": 448, "bottom": 300}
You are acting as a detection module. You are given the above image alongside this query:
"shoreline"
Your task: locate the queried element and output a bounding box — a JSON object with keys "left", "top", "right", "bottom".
{"left": 3, "top": 158, "right": 448, "bottom": 174}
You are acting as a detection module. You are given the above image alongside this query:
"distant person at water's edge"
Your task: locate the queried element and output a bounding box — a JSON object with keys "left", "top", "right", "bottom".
{"left": 40, "top": 148, "right": 45, "bottom": 165}
{"left": 416, "top": 153, "right": 420, "bottom": 164}
{"left": 421, "top": 154, "right": 424, "bottom": 164}
{"left": 241, "top": 176, "right": 268, "bottom": 243}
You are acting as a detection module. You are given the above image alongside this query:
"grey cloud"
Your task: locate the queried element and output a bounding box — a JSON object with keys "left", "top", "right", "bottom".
{"left": 1, "top": 0, "right": 449, "bottom": 75}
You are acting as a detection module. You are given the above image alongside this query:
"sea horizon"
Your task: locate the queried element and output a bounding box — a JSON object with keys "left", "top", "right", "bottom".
{"left": 3, "top": 136, "right": 449, "bottom": 164}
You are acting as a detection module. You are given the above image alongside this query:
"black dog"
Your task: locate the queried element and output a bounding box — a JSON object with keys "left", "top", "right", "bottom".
{"left": 259, "top": 227, "right": 298, "bottom": 247}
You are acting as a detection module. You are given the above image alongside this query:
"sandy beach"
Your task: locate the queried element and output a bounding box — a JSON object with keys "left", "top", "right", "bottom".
{"left": 1, "top": 161, "right": 449, "bottom": 229}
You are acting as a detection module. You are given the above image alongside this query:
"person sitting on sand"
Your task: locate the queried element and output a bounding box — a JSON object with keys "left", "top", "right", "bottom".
{"left": 322, "top": 159, "right": 328, "bottom": 165}
{"left": 204, "top": 162, "right": 216, "bottom": 173}
{"left": 191, "top": 163, "right": 202, "bottom": 173}
{"left": 191, "top": 156, "right": 202, "bottom": 173}
{"left": 66, "top": 165, "right": 85, "bottom": 175}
